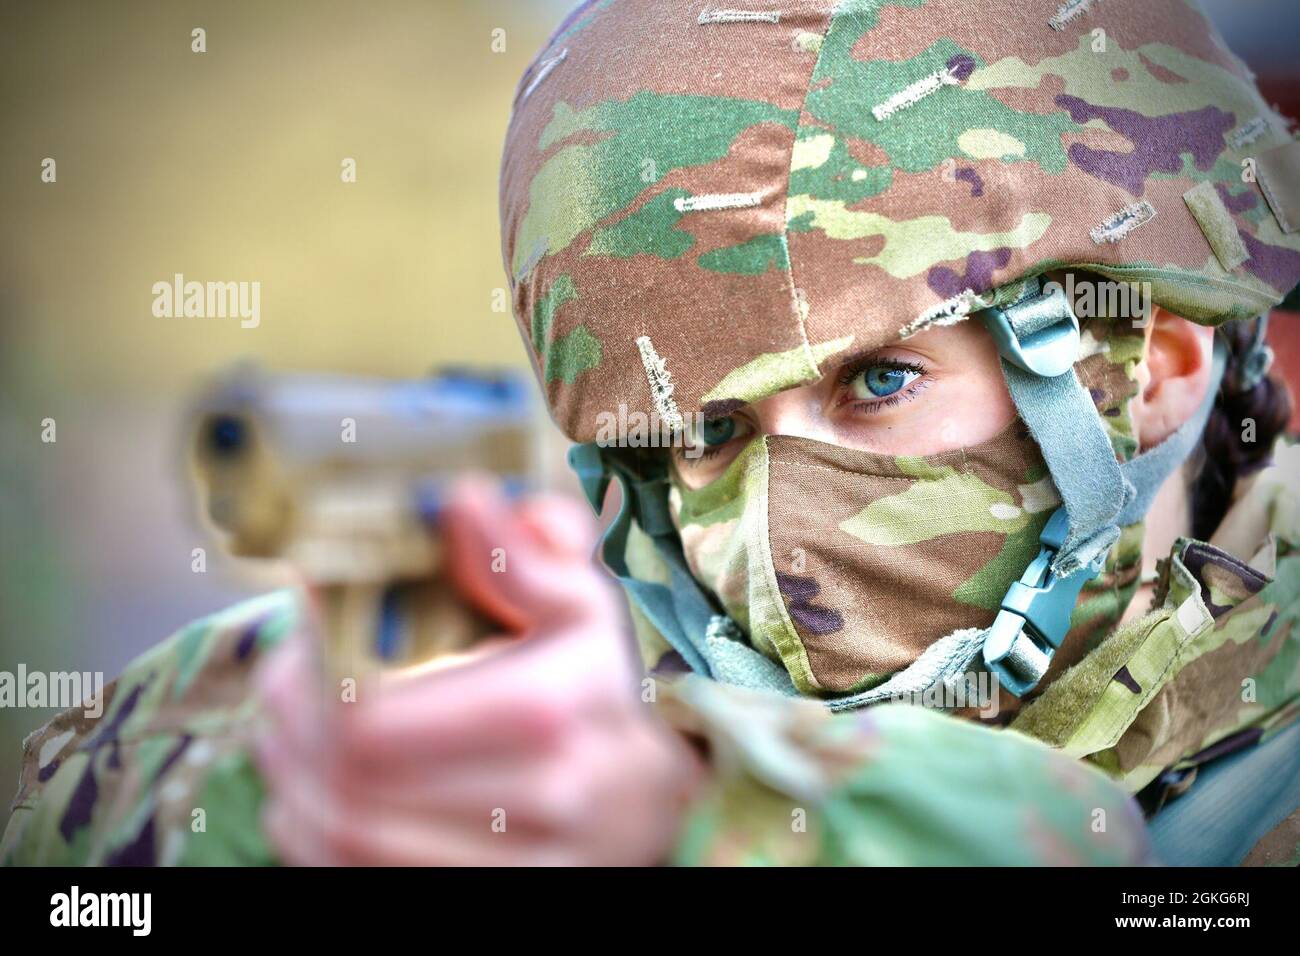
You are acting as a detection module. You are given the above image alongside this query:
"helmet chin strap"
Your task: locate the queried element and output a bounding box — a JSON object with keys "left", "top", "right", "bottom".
{"left": 979, "top": 277, "right": 1228, "bottom": 696}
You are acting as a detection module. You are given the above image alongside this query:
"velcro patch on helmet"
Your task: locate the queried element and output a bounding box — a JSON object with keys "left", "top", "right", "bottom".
{"left": 1256, "top": 140, "right": 1300, "bottom": 235}
{"left": 1183, "top": 181, "right": 1249, "bottom": 272}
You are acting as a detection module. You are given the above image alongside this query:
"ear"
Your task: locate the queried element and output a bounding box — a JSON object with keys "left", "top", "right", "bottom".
{"left": 1130, "top": 307, "right": 1215, "bottom": 450}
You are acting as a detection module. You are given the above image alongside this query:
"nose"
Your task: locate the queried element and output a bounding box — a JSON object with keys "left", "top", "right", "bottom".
{"left": 753, "top": 386, "right": 838, "bottom": 444}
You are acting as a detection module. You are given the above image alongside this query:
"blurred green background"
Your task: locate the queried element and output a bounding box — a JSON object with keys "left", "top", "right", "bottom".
{"left": 0, "top": 0, "right": 574, "bottom": 817}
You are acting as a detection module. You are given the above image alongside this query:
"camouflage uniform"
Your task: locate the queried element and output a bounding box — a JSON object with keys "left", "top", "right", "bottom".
{"left": 2, "top": 592, "right": 293, "bottom": 865}
{"left": 3, "top": 451, "right": 1296, "bottom": 865}
{"left": 496, "top": 0, "right": 1300, "bottom": 863}
{"left": 6, "top": 0, "right": 1300, "bottom": 865}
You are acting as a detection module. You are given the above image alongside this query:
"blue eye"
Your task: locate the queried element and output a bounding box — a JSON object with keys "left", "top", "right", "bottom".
{"left": 852, "top": 363, "right": 921, "bottom": 399}
{"left": 700, "top": 416, "right": 736, "bottom": 446}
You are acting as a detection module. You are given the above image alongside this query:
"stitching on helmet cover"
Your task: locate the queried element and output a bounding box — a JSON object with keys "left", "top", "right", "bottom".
{"left": 520, "top": 48, "right": 568, "bottom": 103}
{"left": 697, "top": 9, "right": 781, "bottom": 24}
{"left": 1090, "top": 200, "right": 1157, "bottom": 245}
{"left": 1227, "top": 117, "right": 1269, "bottom": 150}
{"left": 871, "top": 64, "right": 965, "bottom": 122}
{"left": 899, "top": 289, "right": 990, "bottom": 339}
{"left": 635, "top": 335, "right": 685, "bottom": 433}
{"left": 672, "top": 191, "right": 763, "bottom": 213}
{"left": 1049, "top": 0, "right": 1104, "bottom": 32}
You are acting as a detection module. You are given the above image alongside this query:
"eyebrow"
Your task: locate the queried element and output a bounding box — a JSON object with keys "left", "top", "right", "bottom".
{"left": 823, "top": 345, "right": 882, "bottom": 375}
{"left": 696, "top": 342, "right": 932, "bottom": 421}
{"left": 821, "top": 338, "right": 939, "bottom": 377}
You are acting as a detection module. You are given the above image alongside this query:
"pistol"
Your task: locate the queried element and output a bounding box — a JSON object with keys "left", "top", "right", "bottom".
{"left": 187, "top": 363, "right": 538, "bottom": 685}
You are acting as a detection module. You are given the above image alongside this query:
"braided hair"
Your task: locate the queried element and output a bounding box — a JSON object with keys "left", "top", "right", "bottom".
{"left": 1190, "top": 316, "right": 1294, "bottom": 541}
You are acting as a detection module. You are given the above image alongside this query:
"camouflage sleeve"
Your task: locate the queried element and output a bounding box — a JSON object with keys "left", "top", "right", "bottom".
{"left": 3, "top": 573, "right": 1153, "bottom": 867}
{"left": 1, "top": 590, "right": 296, "bottom": 866}
{"left": 655, "top": 675, "right": 1155, "bottom": 866}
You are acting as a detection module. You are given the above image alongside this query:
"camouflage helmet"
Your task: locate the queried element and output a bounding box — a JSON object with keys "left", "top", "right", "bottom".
{"left": 500, "top": 0, "right": 1300, "bottom": 442}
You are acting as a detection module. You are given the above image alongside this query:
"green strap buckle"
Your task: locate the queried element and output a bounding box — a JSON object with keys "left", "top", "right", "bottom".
{"left": 982, "top": 278, "right": 1080, "bottom": 378}
{"left": 982, "top": 506, "right": 1105, "bottom": 697}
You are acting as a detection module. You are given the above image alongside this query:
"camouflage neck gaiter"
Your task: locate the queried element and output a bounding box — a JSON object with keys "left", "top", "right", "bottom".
{"left": 668, "top": 317, "right": 1149, "bottom": 698}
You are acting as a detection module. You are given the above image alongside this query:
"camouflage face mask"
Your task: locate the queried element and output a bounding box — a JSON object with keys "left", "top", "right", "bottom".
{"left": 666, "top": 310, "right": 1150, "bottom": 698}
{"left": 669, "top": 420, "right": 1075, "bottom": 696}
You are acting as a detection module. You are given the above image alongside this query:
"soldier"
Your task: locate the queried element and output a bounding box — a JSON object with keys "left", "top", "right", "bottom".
{"left": 5, "top": 0, "right": 1300, "bottom": 866}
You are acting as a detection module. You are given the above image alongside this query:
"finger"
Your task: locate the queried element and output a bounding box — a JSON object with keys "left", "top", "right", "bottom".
{"left": 265, "top": 759, "right": 557, "bottom": 866}
{"left": 336, "top": 669, "right": 571, "bottom": 766}
{"left": 440, "top": 478, "right": 534, "bottom": 631}
{"left": 441, "top": 480, "right": 618, "bottom": 633}
{"left": 259, "top": 718, "right": 558, "bottom": 846}
{"left": 331, "top": 815, "right": 572, "bottom": 866}
{"left": 329, "top": 765, "right": 582, "bottom": 844}
{"left": 254, "top": 624, "right": 589, "bottom": 772}
{"left": 514, "top": 495, "right": 602, "bottom": 562}
{"left": 336, "top": 624, "right": 626, "bottom": 765}
{"left": 333, "top": 753, "right": 525, "bottom": 806}
{"left": 336, "top": 735, "right": 613, "bottom": 842}
{"left": 311, "top": 809, "right": 566, "bottom": 867}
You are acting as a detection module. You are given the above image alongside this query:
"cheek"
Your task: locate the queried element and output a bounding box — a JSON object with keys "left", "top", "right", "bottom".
{"left": 862, "top": 371, "right": 1016, "bottom": 456}
{"left": 949, "top": 367, "right": 1018, "bottom": 445}
{"left": 671, "top": 457, "right": 715, "bottom": 491}
{"left": 671, "top": 444, "right": 747, "bottom": 490}
{"left": 949, "top": 331, "right": 1020, "bottom": 445}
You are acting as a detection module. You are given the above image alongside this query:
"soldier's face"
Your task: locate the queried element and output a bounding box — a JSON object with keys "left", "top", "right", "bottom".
{"left": 672, "top": 319, "right": 1018, "bottom": 489}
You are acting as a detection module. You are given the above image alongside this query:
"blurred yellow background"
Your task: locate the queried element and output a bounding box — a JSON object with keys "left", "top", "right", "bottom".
{"left": 0, "top": 0, "right": 574, "bottom": 808}
{"left": 3, "top": 0, "right": 1297, "bottom": 831}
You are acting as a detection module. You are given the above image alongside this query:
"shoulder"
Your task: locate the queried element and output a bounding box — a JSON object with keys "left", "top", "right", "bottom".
{"left": 115, "top": 588, "right": 298, "bottom": 724}
{"left": 2, "top": 590, "right": 297, "bottom": 866}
